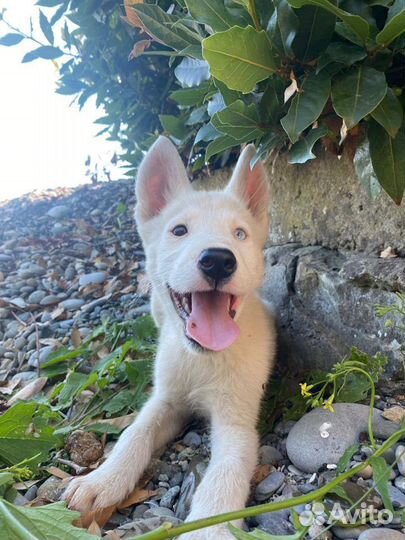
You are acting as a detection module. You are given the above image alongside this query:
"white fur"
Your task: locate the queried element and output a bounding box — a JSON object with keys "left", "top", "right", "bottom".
{"left": 64, "top": 137, "right": 276, "bottom": 539}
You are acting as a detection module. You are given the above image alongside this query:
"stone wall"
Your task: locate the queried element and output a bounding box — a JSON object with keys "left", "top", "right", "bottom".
{"left": 262, "top": 150, "right": 405, "bottom": 375}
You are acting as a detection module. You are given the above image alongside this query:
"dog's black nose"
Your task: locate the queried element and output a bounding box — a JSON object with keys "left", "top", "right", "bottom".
{"left": 198, "top": 248, "right": 237, "bottom": 283}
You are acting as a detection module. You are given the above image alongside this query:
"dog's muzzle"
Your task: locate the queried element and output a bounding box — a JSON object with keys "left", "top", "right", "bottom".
{"left": 198, "top": 248, "right": 237, "bottom": 285}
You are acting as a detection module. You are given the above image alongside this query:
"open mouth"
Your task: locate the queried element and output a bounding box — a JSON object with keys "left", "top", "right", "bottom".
{"left": 168, "top": 287, "right": 242, "bottom": 352}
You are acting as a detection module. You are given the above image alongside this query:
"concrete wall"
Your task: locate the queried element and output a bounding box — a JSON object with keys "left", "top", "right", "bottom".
{"left": 262, "top": 150, "right": 405, "bottom": 376}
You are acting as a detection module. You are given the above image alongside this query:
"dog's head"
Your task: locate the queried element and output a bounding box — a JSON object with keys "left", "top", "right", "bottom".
{"left": 135, "top": 136, "right": 270, "bottom": 354}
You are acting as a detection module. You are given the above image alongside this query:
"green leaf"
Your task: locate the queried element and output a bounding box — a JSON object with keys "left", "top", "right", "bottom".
{"left": 353, "top": 140, "right": 382, "bottom": 200}
{"left": 170, "top": 83, "right": 211, "bottom": 106}
{"left": 281, "top": 71, "right": 331, "bottom": 143}
{"left": 292, "top": 5, "right": 336, "bottom": 62}
{"left": 174, "top": 58, "right": 210, "bottom": 88}
{"left": 132, "top": 5, "right": 202, "bottom": 58}
{"left": 336, "top": 443, "right": 360, "bottom": 474}
{"left": 370, "top": 88, "right": 403, "bottom": 138}
{"left": 258, "top": 78, "right": 285, "bottom": 125}
{"left": 57, "top": 371, "right": 97, "bottom": 407}
{"left": 0, "top": 34, "right": 24, "bottom": 46}
{"left": 288, "top": 126, "right": 328, "bottom": 163}
{"left": 228, "top": 522, "right": 306, "bottom": 539}
{"left": 267, "top": 0, "right": 299, "bottom": 58}
{"left": 211, "top": 100, "right": 264, "bottom": 142}
{"left": 376, "top": 7, "right": 405, "bottom": 46}
{"left": 370, "top": 456, "right": 394, "bottom": 512}
{"left": 317, "top": 42, "right": 367, "bottom": 71}
{"left": 185, "top": 0, "right": 247, "bottom": 32}
{"left": 287, "top": 0, "right": 370, "bottom": 43}
{"left": 206, "top": 135, "right": 238, "bottom": 161}
{"left": 159, "top": 114, "right": 189, "bottom": 143}
{"left": 0, "top": 499, "right": 95, "bottom": 540}
{"left": 331, "top": 66, "right": 387, "bottom": 129}
{"left": 202, "top": 26, "right": 276, "bottom": 93}
{"left": 39, "top": 10, "right": 54, "bottom": 45}
{"left": 22, "top": 45, "right": 63, "bottom": 63}
{"left": 368, "top": 120, "right": 405, "bottom": 205}
{"left": 0, "top": 403, "right": 57, "bottom": 467}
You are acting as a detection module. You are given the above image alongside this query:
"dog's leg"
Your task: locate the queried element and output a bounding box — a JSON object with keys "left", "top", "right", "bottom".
{"left": 64, "top": 394, "right": 185, "bottom": 512}
{"left": 181, "top": 418, "right": 258, "bottom": 540}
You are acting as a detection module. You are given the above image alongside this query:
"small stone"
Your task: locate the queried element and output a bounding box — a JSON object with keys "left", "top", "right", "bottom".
{"left": 332, "top": 525, "right": 368, "bottom": 539}
{"left": 28, "top": 290, "right": 47, "bottom": 304}
{"left": 37, "top": 476, "right": 64, "bottom": 501}
{"left": 11, "top": 371, "right": 37, "bottom": 386}
{"left": 159, "top": 485, "right": 180, "bottom": 508}
{"left": 383, "top": 406, "right": 405, "bottom": 424}
{"left": 358, "top": 529, "right": 405, "bottom": 540}
{"left": 47, "top": 205, "right": 70, "bottom": 219}
{"left": 254, "top": 510, "right": 294, "bottom": 536}
{"left": 395, "top": 476, "right": 405, "bottom": 492}
{"left": 357, "top": 465, "right": 373, "bottom": 480}
{"left": 183, "top": 432, "right": 202, "bottom": 447}
{"left": 14, "top": 336, "right": 26, "bottom": 349}
{"left": 259, "top": 445, "right": 283, "bottom": 466}
{"left": 79, "top": 272, "right": 108, "bottom": 287}
{"left": 386, "top": 485, "right": 405, "bottom": 508}
{"left": 132, "top": 504, "right": 148, "bottom": 519}
{"left": 255, "top": 471, "right": 285, "bottom": 501}
{"left": 0, "top": 308, "right": 10, "bottom": 319}
{"left": 28, "top": 345, "right": 56, "bottom": 367}
{"left": 144, "top": 507, "right": 175, "bottom": 519}
{"left": 60, "top": 299, "right": 85, "bottom": 310}
{"left": 17, "top": 264, "right": 45, "bottom": 279}
{"left": 396, "top": 446, "right": 405, "bottom": 476}
{"left": 40, "top": 295, "right": 60, "bottom": 306}
{"left": 25, "top": 485, "right": 38, "bottom": 501}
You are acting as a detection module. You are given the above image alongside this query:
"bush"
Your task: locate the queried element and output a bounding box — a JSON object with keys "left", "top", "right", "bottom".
{"left": 1, "top": 0, "right": 405, "bottom": 202}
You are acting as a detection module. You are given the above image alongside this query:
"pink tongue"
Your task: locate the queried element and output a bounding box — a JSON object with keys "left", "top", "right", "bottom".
{"left": 186, "top": 291, "right": 240, "bottom": 352}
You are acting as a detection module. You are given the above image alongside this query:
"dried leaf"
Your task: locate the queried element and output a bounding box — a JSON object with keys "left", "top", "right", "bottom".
{"left": 118, "top": 488, "right": 157, "bottom": 509}
{"left": 87, "top": 520, "right": 102, "bottom": 536}
{"left": 77, "top": 505, "right": 116, "bottom": 529}
{"left": 136, "top": 273, "right": 151, "bottom": 295}
{"left": 129, "top": 39, "right": 151, "bottom": 60}
{"left": 45, "top": 466, "right": 72, "bottom": 480}
{"left": 251, "top": 464, "right": 274, "bottom": 486}
{"left": 71, "top": 328, "right": 82, "bottom": 348}
{"left": 103, "top": 531, "right": 121, "bottom": 540}
{"left": 9, "top": 377, "right": 48, "bottom": 405}
{"left": 284, "top": 72, "right": 298, "bottom": 103}
{"left": 86, "top": 413, "right": 137, "bottom": 431}
{"left": 382, "top": 405, "right": 405, "bottom": 422}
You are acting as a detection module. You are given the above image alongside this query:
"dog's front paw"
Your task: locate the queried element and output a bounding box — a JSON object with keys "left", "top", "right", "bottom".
{"left": 63, "top": 469, "right": 132, "bottom": 512}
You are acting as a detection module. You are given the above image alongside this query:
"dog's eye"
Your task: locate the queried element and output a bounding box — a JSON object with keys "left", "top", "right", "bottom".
{"left": 235, "top": 228, "right": 247, "bottom": 241}
{"left": 172, "top": 224, "right": 188, "bottom": 237}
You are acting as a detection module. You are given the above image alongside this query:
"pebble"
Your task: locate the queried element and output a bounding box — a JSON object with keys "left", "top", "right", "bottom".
{"left": 332, "top": 526, "right": 368, "bottom": 539}
{"left": 255, "top": 471, "right": 285, "bottom": 501}
{"left": 40, "top": 295, "right": 60, "bottom": 306}
{"left": 254, "top": 510, "right": 294, "bottom": 536}
{"left": 286, "top": 403, "right": 401, "bottom": 473}
{"left": 386, "top": 485, "right": 405, "bottom": 508}
{"left": 27, "top": 290, "right": 46, "bottom": 304}
{"left": 60, "top": 298, "right": 85, "bottom": 310}
{"left": 183, "top": 432, "right": 202, "bottom": 447}
{"left": 28, "top": 345, "right": 56, "bottom": 367}
{"left": 395, "top": 476, "right": 405, "bottom": 492}
{"left": 259, "top": 445, "right": 283, "bottom": 466}
{"left": 396, "top": 446, "right": 405, "bottom": 476}
{"left": 47, "top": 205, "right": 70, "bottom": 219}
{"left": 79, "top": 272, "right": 108, "bottom": 287}
{"left": 158, "top": 486, "right": 180, "bottom": 509}
{"left": 358, "top": 530, "right": 405, "bottom": 540}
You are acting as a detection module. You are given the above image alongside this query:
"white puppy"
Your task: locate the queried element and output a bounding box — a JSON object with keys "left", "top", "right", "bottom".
{"left": 65, "top": 137, "right": 276, "bottom": 539}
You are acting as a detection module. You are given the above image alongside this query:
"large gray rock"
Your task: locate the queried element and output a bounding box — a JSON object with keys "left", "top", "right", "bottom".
{"left": 286, "top": 403, "right": 401, "bottom": 473}
{"left": 262, "top": 245, "right": 405, "bottom": 373}
{"left": 358, "top": 530, "right": 405, "bottom": 540}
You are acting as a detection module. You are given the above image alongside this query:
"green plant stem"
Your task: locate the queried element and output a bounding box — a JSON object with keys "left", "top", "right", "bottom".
{"left": 248, "top": 0, "right": 261, "bottom": 30}
{"left": 344, "top": 367, "right": 377, "bottom": 448}
{"left": 131, "top": 427, "right": 405, "bottom": 540}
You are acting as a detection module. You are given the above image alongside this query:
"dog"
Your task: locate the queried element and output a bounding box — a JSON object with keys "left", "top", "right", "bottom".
{"left": 64, "top": 136, "right": 276, "bottom": 539}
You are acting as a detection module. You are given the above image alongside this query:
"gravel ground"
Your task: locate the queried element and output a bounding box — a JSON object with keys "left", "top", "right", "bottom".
{"left": 1, "top": 180, "right": 405, "bottom": 540}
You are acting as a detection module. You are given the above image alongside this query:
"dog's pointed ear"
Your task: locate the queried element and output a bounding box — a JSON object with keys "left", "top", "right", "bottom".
{"left": 135, "top": 136, "right": 191, "bottom": 222}
{"left": 226, "top": 144, "right": 270, "bottom": 223}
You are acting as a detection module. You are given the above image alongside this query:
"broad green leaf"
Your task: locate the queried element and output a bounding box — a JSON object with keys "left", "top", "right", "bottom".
{"left": 212, "top": 100, "right": 264, "bottom": 142}
{"left": 292, "top": 5, "right": 336, "bottom": 62}
{"left": 258, "top": 78, "right": 285, "bottom": 125}
{"left": 267, "top": 0, "right": 299, "bottom": 57}
{"left": 336, "top": 372, "right": 371, "bottom": 402}
{"left": 331, "top": 66, "right": 387, "bottom": 129}
{"left": 195, "top": 122, "right": 220, "bottom": 144}
{"left": 185, "top": 0, "right": 247, "bottom": 32}
{"left": 0, "top": 403, "right": 57, "bottom": 467}
{"left": 370, "top": 88, "right": 403, "bottom": 137}
{"left": 368, "top": 120, "right": 405, "bottom": 205}
{"left": 174, "top": 58, "right": 210, "bottom": 88}
{"left": 170, "top": 83, "right": 211, "bottom": 106}
{"left": 0, "top": 500, "right": 95, "bottom": 540}
{"left": 370, "top": 456, "right": 394, "bottom": 512}
{"left": 0, "top": 34, "right": 24, "bottom": 46}
{"left": 336, "top": 443, "right": 360, "bottom": 474}
{"left": 57, "top": 371, "right": 97, "bottom": 406}
{"left": 252, "top": 131, "right": 286, "bottom": 166}
{"left": 39, "top": 10, "right": 54, "bottom": 45}
{"left": 317, "top": 42, "right": 367, "bottom": 71}
{"left": 132, "top": 5, "right": 202, "bottom": 58}
{"left": 287, "top": 0, "right": 370, "bottom": 43}
{"left": 228, "top": 522, "right": 306, "bottom": 539}
{"left": 213, "top": 79, "right": 241, "bottom": 106}
{"left": 207, "top": 93, "right": 226, "bottom": 116}
{"left": 376, "top": 7, "right": 405, "bottom": 46}
{"left": 353, "top": 140, "right": 382, "bottom": 200}
{"left": 335, "top": 21, "right": 364, "bottom": 46}
{"left": 159, "top": 114, "right": 189, "bottom": 143}
{"left": 288, "top": 126, "right": 328, "bottom": 163}
{"left": 22, "top": 46, "right": 63, "bottom": 63}
{"left": 202, "top": 26, "right": 276, "bottom": 93}
{"left": 281, "top": 71, "right": 331, "bottom": 143}
{"left": 206, "top": 135, "right": 238, "bottom": 161}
